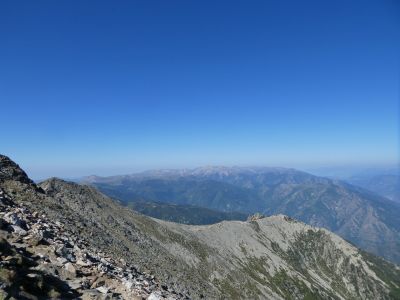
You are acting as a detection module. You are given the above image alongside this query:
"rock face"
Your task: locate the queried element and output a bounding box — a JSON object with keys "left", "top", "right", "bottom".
{"left": 0, "top": 155, "right": 35, "bottom": 185}
{"left": 82, "top": 166, "right": 400, "bottom": 264}
{"left": 1, "top": 155, "right": 400, "bottom": 299}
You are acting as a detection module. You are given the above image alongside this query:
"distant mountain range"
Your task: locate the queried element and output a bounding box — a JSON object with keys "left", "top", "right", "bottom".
{"left": 2, "top": 155, "right": 400, "bottom": 299}
{"left": 346, "top": 174, "right": 400, "bottom": 203}
{"left": 81, "top": 166, "right": 400, "bottom": 264}
{"left": 306, "top": 166, "right": 400, "bottom": 203}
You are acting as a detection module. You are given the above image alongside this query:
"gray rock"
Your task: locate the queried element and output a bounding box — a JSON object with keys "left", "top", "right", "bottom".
{"left": 5, "top": 213, "right": 26, "bottom": 228}
{"left": 55, "top": 244, "right": 76, "bottom": 262}
{"left": 56, "top": 257, "right": 68, "bottom": 265}
{"left": 148, "top": 291, "right": 163, "bottom": 300}
{"left": 10, "top": 225, "right": 27, "bottom": 236}
{"left": 96, "top": 286, "right": 109, "bottom": 294}
{"left": 64, "top": 262, "right": 77, "bottom": 278}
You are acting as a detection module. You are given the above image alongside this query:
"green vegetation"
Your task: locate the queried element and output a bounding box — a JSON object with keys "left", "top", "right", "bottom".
{"left": 361, "top": 251, "right": 400, "bottom": 299}
{"left": 213, "top": 277, "right": 242, "bottom": 299}
{"left": 270, "top": 269, "right": 324, "bottom": 300}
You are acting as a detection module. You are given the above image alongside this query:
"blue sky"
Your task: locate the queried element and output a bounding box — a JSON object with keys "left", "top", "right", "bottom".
{"left": 0, "top": 0, "right": 399, "bottom": 178}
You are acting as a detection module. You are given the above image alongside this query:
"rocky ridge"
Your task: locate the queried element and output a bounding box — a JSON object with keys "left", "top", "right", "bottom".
{"left": 0, "top": 187, "right": 182, "bottom": 299}
{"left": 1, "top": 154, "right": 400, "bottom": 299}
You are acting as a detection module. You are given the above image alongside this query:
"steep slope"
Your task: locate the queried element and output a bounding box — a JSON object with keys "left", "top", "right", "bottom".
{"left": 0, "top": 189, "right": 178, "bottom": 299}
{"left": 83, "top": 167, "right": 400, "bottom": 264}
{"left": 2, "top": 155, "right": 400, "bottom": 299}
{"left": 169, "top": 216, "right": 400, "bottom": 299}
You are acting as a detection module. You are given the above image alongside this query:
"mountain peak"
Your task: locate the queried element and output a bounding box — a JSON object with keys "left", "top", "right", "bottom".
{"left": 0, "top": 154, "right": 34, "bottom": 185}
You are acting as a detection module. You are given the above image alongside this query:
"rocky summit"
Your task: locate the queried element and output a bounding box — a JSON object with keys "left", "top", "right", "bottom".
{"left": 1, "top": 154, "right": 400, "bottom": 299}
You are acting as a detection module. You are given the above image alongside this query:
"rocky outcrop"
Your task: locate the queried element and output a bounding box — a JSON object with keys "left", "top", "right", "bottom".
{"left": 0, "top": 189, "right": 182, "bottom": 299}
{"left": 0, "top": 155, "right": 35, "bottom": 185}
{"left": 247, "top": 212, "right": 265, "bottom": 221}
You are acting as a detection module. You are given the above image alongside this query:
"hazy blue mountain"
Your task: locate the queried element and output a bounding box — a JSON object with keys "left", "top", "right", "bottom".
{"left": 347, "top": 174, "right": 400, "bottom": 203}
{"left": 82, "top": 166, "right": 400, "bottom": 264}
{"left": 306, "top": 165, "right": 399, "bottom": 179}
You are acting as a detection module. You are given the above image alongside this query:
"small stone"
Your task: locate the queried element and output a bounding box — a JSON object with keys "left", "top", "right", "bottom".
{"left": 6, "top": 213, "right": 27, "bottom": 228}
{"left": 76, "top": 258, "right": 92, "bottom": 267}
{"left": 64, "top": 262, "right": 77, "bottom": 278}
{"left": 55, "top": 245, "right": 76, "bottom": 262}
{"left": 123, "top": 279, "right": 134, "bottom": 290}
{"left": 96, "top": 286, "right": 109, "bottom": 294}
{"left": 67, "top": 279, "right": 83, "bottom": 289}
{"left": 148, "top": 292, "right": 163, "bottom": 300}
{"left": 10, "top": 225, "right": 27, "bottom": 236}
{"left": 90, "top": 277, "right": 106, "bottom": 289}
{"left": 28, "top": 235, "right": 47, "bottom": 246}
{"left": 57, "top": 257, "right": 68, "bottom": 265}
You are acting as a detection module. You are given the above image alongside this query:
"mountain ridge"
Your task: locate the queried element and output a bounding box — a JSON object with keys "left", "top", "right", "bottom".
{"left": 1, "top": 154, "right": 400, "bottom": 299}
{"left": 81, "top": 166, "right": 400, "bottom": 264}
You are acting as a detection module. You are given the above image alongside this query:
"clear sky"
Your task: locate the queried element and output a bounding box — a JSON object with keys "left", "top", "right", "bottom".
{"left": 1, "top": 0, "right": 399, "bottom": 179}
